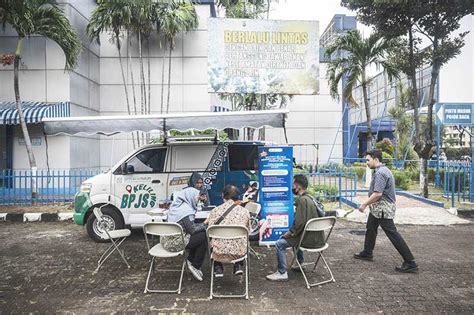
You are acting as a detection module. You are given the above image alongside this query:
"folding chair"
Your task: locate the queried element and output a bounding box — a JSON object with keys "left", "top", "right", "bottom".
{"left": 207, "top": 225, "right": 249, "bottom": 300}
{"left": 245, "top": 202, "right": 262, "bottom": 260}
{"left": 143, "top": 222, "right": 187, "bottom": 294}
{"left": 291, "top": 216, "right": 336, "bottom": 289}
{"left": 93, "top": 206, "right": 131, "bottom": 274}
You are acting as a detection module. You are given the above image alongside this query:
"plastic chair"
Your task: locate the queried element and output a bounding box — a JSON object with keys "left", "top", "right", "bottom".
{"left": 143, "top": 222, "right": 186, "bottom": 294}
{"left": 93, "top": 206, "right": 131, "bottom": 273}
{"left": 207, "top": 225, "right": 250, "bottom": 299}
{"left": 291, "top": 216, "right": 337, "bottom": 289}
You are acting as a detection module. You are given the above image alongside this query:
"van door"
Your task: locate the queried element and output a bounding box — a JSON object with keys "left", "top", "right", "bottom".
{"left": 168, "top": 144, "right": 217, "bottom": 203}
{"left": 114, "top": 147, "right": 168, "bottom": 225}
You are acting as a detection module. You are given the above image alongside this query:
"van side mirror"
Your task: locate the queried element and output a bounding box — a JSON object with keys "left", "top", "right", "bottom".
{"left": 121, "top": 162, "right": 128, "bottom": 174}
{"left": 121, "top": 163, "right": 135, "bottom": 174}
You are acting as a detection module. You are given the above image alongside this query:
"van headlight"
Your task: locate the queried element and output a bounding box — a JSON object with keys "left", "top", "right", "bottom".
{"left": 80, "top": 183, "right": 92, "bottom": 193}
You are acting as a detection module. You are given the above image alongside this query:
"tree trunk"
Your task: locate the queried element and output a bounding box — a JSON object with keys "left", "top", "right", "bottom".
{"left": 14, "top": 38, "right": 37, "bottom": 201}
{"left": 419, "top": 157, "right": 428, "bottom": 197}
{"left": 147, "top": 40, "right": 151, "bottom": 115}
{"left": 128, "top": 33, "right": 140, "bottom": 147}
{"left": 117, "top": 34, "right": 136, "bottom": 149}
{"left": 408, "top": 27, "right": 420, "bottom": 145}
{"left": 362, "top": 80, "right": 373, "bottom": 151}
{"left": 166, "top": 43, "right": 172, "bottom": 114}
{"left": 427, "top": 51, "right": 440, "bottom": 144}
{"left": 138, "top": 32, "right": 146, "bottom": 145}
{"left": 160, "top": 40, "right": 166, "bottom": 114}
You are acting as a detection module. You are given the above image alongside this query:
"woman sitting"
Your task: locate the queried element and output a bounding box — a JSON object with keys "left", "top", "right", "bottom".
{"left": 205, "top": 185, "right": 250, "bottom": 277}
{"left": 167, "top": 186, "right": 208, "bottom": 281}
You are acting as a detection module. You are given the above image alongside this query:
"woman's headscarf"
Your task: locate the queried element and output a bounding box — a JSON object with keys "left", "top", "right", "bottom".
{"left": 167, "top": 187, "right": 200, "bottom": 223}
{"left": 188, "top": 172, "right": 203, "bottom": 188}
{"left": 187, "top": 172, "right": 209, "bottom": 206}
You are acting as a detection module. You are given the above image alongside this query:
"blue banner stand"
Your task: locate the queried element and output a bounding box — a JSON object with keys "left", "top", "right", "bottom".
{"left": 258, "top": 146, "right": 294, "bottom": 246}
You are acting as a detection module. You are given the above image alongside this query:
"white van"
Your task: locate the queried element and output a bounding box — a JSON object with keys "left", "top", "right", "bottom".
{"left": 74, "top": 140, "right": 263, "bottom": 242}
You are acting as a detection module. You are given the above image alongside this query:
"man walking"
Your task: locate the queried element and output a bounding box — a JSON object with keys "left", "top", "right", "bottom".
{"left": 354, "top": 149, "right": 418, "bottom": 273}
{"left": 266, "top": 174, "right": 325, "bottom": 281}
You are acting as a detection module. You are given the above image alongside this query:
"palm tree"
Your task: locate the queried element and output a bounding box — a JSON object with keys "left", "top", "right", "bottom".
{"left": 326, "top": 30, "right": 399, "bottom": 151}
{"left": 87, "top": 0, "right": 136, "bottom": 146}
{"left": 156, "top": 0, "right": 198, "bottom": 113}
{"left": 1, "top": 0, "right": 81, "bottom": 200}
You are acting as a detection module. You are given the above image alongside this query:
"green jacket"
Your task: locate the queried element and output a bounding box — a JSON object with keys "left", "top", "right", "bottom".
{"left": 287, "top": 193, "right": 325, "bottom": 248}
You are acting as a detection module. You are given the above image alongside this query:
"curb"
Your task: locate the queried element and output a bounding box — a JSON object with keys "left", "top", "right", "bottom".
{"left": 0, "top": 212, "right": 74, "bottom": 223}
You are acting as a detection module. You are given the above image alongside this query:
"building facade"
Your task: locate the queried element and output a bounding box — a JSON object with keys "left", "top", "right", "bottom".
{"left": 0, "top": 1, "right": 354, "bottom": 172}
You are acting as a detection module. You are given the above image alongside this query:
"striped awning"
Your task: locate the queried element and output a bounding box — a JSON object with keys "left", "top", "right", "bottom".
{"left": 0, "top": 101, "right": 70, "bottom": 125}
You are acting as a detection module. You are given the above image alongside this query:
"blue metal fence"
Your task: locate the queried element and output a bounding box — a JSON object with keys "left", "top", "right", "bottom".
{"left": 0, "top": 169, "right": 103, "bottom": 206}
{"left": 303, "top": 170, "right": 358, "bottom": 207}
{"left": 442, "top": 163, "right": 471, "bottom": 208}
{"left": 1, "top": 168, "right": 358, "bottom": 208}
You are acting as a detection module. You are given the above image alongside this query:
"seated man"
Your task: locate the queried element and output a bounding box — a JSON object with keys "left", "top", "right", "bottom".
{"left": 205, "top": 185, "right": 250, "bottom": 277}
{"left": 266, "top": 174, "right": 325, "bottom": 281}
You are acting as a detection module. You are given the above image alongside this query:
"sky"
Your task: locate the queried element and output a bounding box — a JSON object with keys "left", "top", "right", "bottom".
{"left": 269, "top": 0, "right": 372, "bottom": 36}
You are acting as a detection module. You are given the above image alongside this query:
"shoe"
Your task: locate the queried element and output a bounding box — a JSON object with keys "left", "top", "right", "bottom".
{"left": 214, "top": 264, "right": 224, "bottom": 278}
{"left": 266, "top": 271, "right": 288, "bottom": 281}
{"left": 353, "top": 252, "right": 374, "bottom": 261}
{"left": 187, "top": 260, "right": 203, "bottom": 281}
{"left": 233, "top": 263, "right": 243, "bottom": 275}
{"left": 395, "top": 261, "right": 419, "bottom": 273}
{"left": 291, "top": 262, "right": 302, "bottom": 272}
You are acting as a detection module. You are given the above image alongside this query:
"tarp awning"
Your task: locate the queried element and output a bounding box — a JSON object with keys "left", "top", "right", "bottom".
{"left": 0, "top": 101, "right": 70, "bottom": 125}
{"left": 42, "top": 109, "right": 289, "bottom": 136}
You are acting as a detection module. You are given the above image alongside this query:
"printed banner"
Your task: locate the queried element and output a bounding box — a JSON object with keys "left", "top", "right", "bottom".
{"left": 258, "top": 146, "right": 293, "bottom": 245}
{"left": 208, "top": 18, "right": 319, "bottom": 95}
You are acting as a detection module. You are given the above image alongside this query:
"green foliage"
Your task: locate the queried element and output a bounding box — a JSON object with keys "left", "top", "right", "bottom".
{"left": 325, "top": 30, "right": 400, "bottom": 106}
{"left": 307, "top": 184, "right": 338, "bottom": 202}
{"left": 382, "top": 152, "right": 393, "bottom": 168}
{"left": 2, "top": 0, "right": 82, "bottom": 70}
{"left": 376, "top": 138, "right": 394, "bottom": 156}
{"left": 443, "top": 147, "right": 471, "bottom": 161}
{"left": 392, "top": 169, "right": 410, "bottom": 191}
{"left": 217, "top": 0, "right": 269, "bottom": 19}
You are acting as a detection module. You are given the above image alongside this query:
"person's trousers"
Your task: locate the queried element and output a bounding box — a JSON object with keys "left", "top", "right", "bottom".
{"left": 364, "top": 213, "right": 415, "bottom": 263}
{"left": 186, "top": 230, "right": 207, "bottom": 269}
{"left": 214, "top": 261, "right": 243, "bottom": 270}
{"left": 275, "top": 238, "right": 304, "bottom": 274}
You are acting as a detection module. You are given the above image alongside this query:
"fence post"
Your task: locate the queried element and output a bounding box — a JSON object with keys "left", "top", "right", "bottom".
{"left": 451, "top": 166, "right": 455, "bottom": 208}
{"left": 338, "top": 172, "right": 342, "bottom": 208}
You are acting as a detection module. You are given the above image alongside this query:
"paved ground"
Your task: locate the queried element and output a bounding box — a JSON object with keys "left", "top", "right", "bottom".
{"left": 0, "top": 220, "right": 473, "bottom": 313}
{"left": 346, "top": 194, "right": 470, "bottom": 225}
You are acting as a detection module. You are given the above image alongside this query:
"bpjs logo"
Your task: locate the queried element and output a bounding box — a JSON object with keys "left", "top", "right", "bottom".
{"left": 120, "top": 184, "right": 157, "bottom": 208}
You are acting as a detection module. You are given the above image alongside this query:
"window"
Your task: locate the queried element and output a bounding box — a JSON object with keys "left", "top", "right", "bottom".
{"left": 228, "top": 144, "right": 259, "bottom": 171}
{"left": 127, "top": 148, "right": 167, "bottom": 173}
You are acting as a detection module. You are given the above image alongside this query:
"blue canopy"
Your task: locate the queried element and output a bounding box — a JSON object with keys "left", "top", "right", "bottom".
{"left": 0, "top": 101, "right": 70, "bottom": 125}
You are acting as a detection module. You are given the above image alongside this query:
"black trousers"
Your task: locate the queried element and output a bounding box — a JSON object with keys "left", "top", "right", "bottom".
{"left": 364, "top": 213, "right": 415, "bottom": 263}
{"left": 186, "top": 230, "right": 208, "bottom": 269}
{"left": 214, "top": 261, "right": 244, "bottom": 269}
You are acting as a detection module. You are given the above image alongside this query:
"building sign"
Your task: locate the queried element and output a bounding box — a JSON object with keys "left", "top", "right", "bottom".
{"left": 18, "top": 137, "right": 42, "bottom": 146}
{"left": 258, "top": 146, "right": 293, "bottom": 245}
{"left": 436, "top": 103, "right": 474, "bottom": 126}
{"left": 208, "top": 18, "right": 319, "bottom": 95}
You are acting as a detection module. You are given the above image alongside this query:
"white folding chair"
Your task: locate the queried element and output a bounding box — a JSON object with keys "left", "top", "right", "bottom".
{"left": 245, "top": 202, "right": 262, "bottom": 260}
{"left": 291, "top": 216, "right": 337, "bottom": 289}
{"left": 207, "top": 225, "right": 249, "bottom": 300}
{"left": 143, "top": 222, "right": 186, "bottom": 294}
{"left": 93, "top": 206, "right": 131, "bottom": 274}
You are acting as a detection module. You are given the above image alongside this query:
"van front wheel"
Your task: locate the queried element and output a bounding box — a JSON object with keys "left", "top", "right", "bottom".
{"left": 86, "top": 206, "right": 124, "bottom": 243}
